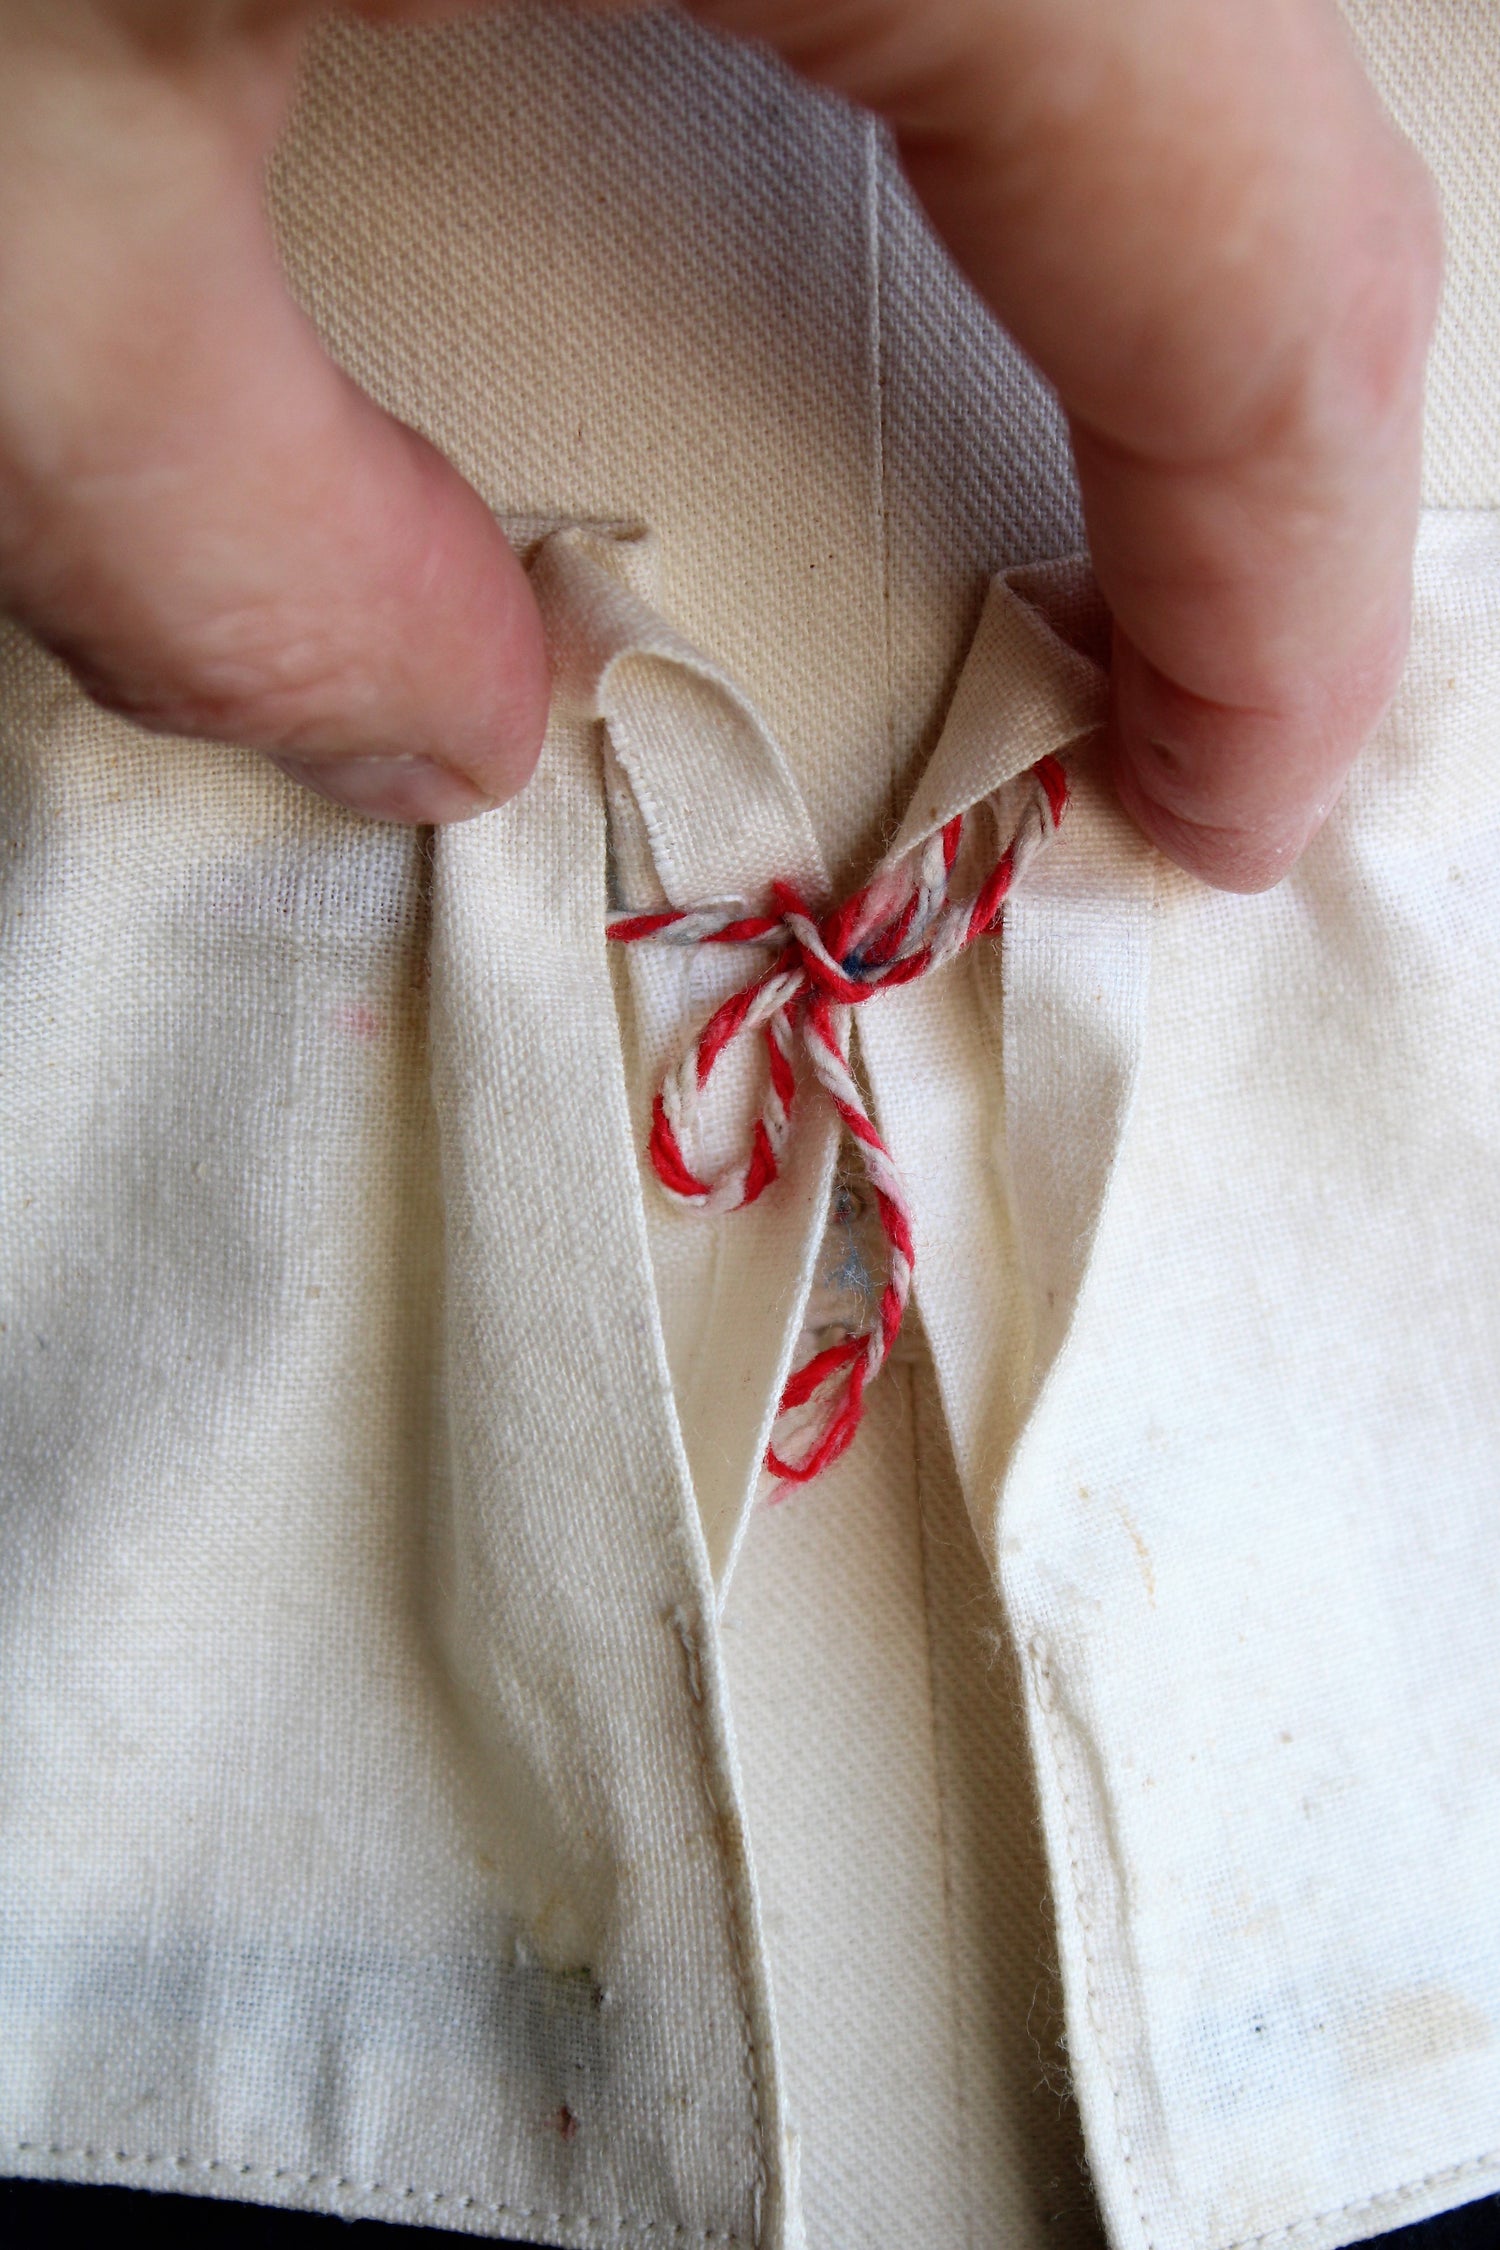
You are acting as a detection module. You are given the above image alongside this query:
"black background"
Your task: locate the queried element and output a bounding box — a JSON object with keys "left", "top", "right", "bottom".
{"left": 2, "top": 2178, "right": 1498, "bottom": 2248}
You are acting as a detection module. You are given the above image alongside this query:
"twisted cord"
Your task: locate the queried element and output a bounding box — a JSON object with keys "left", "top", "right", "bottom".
{"left": 608, "top": 753, "right": 1069, "bottom": 1488}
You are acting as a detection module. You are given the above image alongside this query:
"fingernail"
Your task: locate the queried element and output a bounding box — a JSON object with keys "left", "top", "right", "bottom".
{"left": 270, "top": 752, "right": 494, "bottom": 824}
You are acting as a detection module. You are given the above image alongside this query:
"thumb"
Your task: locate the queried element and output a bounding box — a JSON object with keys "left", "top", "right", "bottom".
{"left": 0, "top": 15, "right": 548, "bottom": 822}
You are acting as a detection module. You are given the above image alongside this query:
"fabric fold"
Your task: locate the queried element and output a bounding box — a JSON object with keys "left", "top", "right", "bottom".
{"left": 427, "top": 672, "right": 795, "bottom": 2246}
{"left": 546, "top": 536, "right": 1148, "bottom": 1592}
{"left": 530, "top": 525, "right": 839, "bottom": 1593}
{"left": 859, "top": 560, "right": 1154, "bottom": 1521}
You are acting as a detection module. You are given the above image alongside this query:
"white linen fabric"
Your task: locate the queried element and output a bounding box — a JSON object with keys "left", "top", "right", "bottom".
{"left": 3, "top": 8, "right": 1500, "bottom": 2250}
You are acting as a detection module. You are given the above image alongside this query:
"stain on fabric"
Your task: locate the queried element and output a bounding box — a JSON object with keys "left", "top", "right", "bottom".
{"left": 0, "top": 1926, "right": 615, "bottom": 2146}
{"left": 331, "top": 999, "right": 384, "bottom": 1041}
{"left": 1343, "top": 1985, "right": 1493, "bottom": 2081}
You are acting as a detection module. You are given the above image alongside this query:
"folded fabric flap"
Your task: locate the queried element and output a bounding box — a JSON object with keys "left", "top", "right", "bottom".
{"left": 427, "top": 686, "right": 797, "bottom": 2246}
{"left": 861, "top": 558, "right": 1152, "bottom": 1520}
{"left": 883, "top": 553, "right": 1149, "bottom": 1430}
{"left": 532, "top": 526, "right": 827, "bottom": 909}
{"left": 885, "top": 562, "right": 1109, "bottom": 862}
{"left": 530, "top": 525, "right": 839, "bottom": 1596}
{"left": 528, "top": 528, "right": 1154, "bottom": 1610}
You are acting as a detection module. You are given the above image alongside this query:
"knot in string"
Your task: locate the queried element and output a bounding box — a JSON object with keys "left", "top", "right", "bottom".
{"left": 608, "top": 753, "right": 1069, "bottom": 1489}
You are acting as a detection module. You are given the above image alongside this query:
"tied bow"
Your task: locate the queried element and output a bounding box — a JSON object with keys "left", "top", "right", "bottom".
{"left": 609, "top": 753, "right": 1069, "bottom": 1488}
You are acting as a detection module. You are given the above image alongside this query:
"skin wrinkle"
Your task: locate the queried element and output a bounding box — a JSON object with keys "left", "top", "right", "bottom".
{"left": 0, "top": 0, "right": 1442, "bottom": 878}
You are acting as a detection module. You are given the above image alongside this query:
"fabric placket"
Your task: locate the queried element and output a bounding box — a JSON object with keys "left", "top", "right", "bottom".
{"left": 425, "top": 545, "right": 801, "bottom": 2246}
{"left": 857, "top": 575, "right": 1160, "bottom": 2250}
{"left": 535, "top": 532, "right": 1151, "bottom": 1579}
{"left": 530, "top": 525, "right": 843, "bottom": 1596}
{"left": 831, "top": 564, "right": 1149, "bottom": 1500}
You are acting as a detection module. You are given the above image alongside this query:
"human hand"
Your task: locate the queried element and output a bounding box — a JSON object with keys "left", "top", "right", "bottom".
{"left": 708, "top": 0, "right": 1442, "bottom": 891}
{"left": 0, "top": 0, "right": 548, "bottom": 824}
{"left": 0, "top": 2, "right": 1440, "bottom": 889}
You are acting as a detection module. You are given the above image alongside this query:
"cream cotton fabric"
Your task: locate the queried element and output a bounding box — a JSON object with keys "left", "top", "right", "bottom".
{"left": 3, "top": 7, "right": 1500, "bottom": 2250}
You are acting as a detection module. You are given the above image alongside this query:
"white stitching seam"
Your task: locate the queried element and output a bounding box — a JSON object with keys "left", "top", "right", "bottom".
{"left": 669, "top": 1606, "right": 770, "bottom": 2245}
{"left": 1028, "top": 1636, "right": 1157, "bottom": 2250}
{"left": 1027, "top": 1637, "right": 1500, "bottom": 2250}
{"left": 1224, "top": 2157, "right": 1500, "bottom": 2250}
{"left": 1, "top": 2138, "right": 753, "bottom": 2243}
{"left": 908, "top": 1361, "right": 982, "bottom": 2250}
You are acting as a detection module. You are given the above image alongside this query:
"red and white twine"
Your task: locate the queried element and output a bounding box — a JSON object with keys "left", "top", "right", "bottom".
{"left": 608, "top": 753, "right": 1070, "bottom": 1489}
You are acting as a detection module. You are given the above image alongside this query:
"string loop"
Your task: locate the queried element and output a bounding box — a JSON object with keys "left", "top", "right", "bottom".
{"left": 608, "top": 753, "right": 1069, "bottom": 1487}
